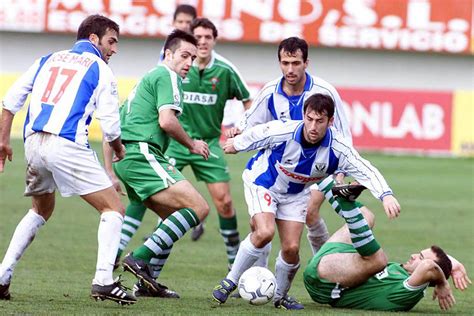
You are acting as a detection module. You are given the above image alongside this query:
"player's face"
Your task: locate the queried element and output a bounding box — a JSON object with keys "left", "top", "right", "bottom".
{"left": 303, "top": 110, "right": 333, "bottom": 144}
{"left": 173, "top": 13, "right": 194, "bottom": 32}
{"left": 97, "top": 28, "right": 118, "bottom": 64}
{"left": 193, "top": 26, "right": 216, "bottom": 60}
{"left": 402, "top": 248, "right": 437, "bottom": 273}
{"left": 279, "top": 49, "right": 308, "bottom": 86}
{"left": 167, "top": 41, "right": 197, "bottom": 78}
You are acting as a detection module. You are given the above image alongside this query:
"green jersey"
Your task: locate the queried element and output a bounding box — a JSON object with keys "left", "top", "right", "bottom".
{"left": 304, "top": 242, "right": 428, "bottom": 312}
{"left": 180, "top": 51, "right": 250, "bottom": 139}
{"left": 120, "top": 64, "right": 183, "bottom": 151}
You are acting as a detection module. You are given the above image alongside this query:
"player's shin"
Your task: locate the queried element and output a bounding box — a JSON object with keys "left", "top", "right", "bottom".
{"left": 134, "top": 208, "right": 199, "bottom": 261}
{"left": 0, "top": 209, "right": 46, "bottom": 285}
{"left": 274, "top": 251, "right": 300, "bottom": 302}
{"left": 318, "top": 177, "right": 380, "bottom": 257}
{"left": 227, "top": 234, "right": 264, "bottom": 284}
{"left": 94, "top": 211, "right": 124, "bottom": 285}
{"left": 218, "top": 215, "right": 240, "bottom": 266}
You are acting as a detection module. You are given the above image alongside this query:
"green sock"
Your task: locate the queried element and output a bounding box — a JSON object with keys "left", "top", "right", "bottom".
{"left": 118, "top": 201, "right": 147, "bottom": 258}
{"left": 218, "top": 214, "right": 240, "bottom": 265}
{"left": 133, "top": 208, "right": 199, "bottom": 262}
{"left": 318, "top": 177, "right": 380, "bottom": 257}
{"left": 150, "top": 245, "right": 173, "bottom": 279}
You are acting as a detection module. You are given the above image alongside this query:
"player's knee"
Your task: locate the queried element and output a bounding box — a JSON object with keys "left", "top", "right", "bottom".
{"left": 253, "top": 226, "right": 274, "bottom": 247}
{"left": 192, "top": 197, "right": 210, "bottom": 221}
{"left": 281, "top": 243, "right": 300, "bottom": 261}
{"left": 373, "top": 249, "right": 388, "bottom": 268}
{"left": 361, "top": 207, "right": 375, "bottom": 228}
{"left": 215, "top": 195, "right": 233, "bottom": 217}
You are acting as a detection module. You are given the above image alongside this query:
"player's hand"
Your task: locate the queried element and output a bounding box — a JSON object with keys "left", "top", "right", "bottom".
{"left": 0, "top": 143, "right": 13, "bottom": 173}
{"left": 225, "top": 127, "right": 242, "bottom": 138}
{"left": 433, "top": 282, "right": 455, "bottom": 310}
{"left": 190, "top": 140, "right": 209, "bottom": 160}
{"left": 108, "top": 173, "right": 126, "bottom": 196}
{"left": 223, "top": 138, "right": 237, "bottom": 154}
{"left": 112, "top": 144, "right": 126, "bottom": 162}
{"left": 451, "top": 260, "right": 471, "bottom": 291}
{"left": 334, "top": 172, "right": 345, "bottom": 185}
{"left": 382, "top": 195, "right": 401, "bottom": 219}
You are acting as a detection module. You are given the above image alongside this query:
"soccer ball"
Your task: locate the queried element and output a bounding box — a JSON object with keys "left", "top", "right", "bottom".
{"left": 238, "top": 266, "right": 277, "bottom": 305}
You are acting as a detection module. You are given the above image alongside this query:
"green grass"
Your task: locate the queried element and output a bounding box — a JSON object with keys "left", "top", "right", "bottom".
{"left": 0, "top": 138, "right": 473, "bottom": 315}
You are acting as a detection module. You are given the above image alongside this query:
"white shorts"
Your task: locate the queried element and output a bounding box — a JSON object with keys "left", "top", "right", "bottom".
{"left": 24, "top": 133, "right": 112, "bottom": 197}
{"left": 242, "top": 172, "right": 309, "bottom": 223}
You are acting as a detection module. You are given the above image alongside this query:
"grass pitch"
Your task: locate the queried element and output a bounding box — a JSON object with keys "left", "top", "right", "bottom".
{"left": 0, "top": 139, "right": 473, "bottom": 315}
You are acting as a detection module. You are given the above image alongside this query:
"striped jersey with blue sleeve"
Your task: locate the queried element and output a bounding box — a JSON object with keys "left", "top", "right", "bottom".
{"left": 233, "top": 121, "right": 392, "bottom": 199}
{"left": 2, "top": 40, "right": 120, "bottom": 147}
{"left": 238, "top": 73, "right": 352, "bottom": 144}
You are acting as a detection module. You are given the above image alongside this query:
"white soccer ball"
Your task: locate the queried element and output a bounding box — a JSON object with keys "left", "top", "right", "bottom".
{"left": 238, "top": 266, "right": 277, "bottom": 305}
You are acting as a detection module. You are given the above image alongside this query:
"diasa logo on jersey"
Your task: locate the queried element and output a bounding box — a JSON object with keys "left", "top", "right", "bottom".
{"left": 183, "top": 92, "right": 217, "bottom": 105}
{"left": 340, "top": 88, "right": 453, "bottom": 153}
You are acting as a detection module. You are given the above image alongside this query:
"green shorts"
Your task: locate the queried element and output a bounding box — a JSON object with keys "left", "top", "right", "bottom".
{"left": 303, "top": 242, "right": 356, "bottom": 305}
{"left": 113, "top": 142, "right": 185, "bottom": 203}
{"left": 166, "top": 137, "right": 230, "bottom": 183}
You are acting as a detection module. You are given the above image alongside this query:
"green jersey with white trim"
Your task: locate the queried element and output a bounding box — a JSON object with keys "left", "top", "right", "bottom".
{"left": 180, "top": 52, "right": 250, "bottom": 139}
{"left": 120, "top": 65, "right": 182, "bottom": 151}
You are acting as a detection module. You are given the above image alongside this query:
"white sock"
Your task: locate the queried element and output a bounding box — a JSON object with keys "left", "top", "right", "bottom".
{"left": 306, "top": 218, "right": 330, "bottom": 255}
{"left": 254, "top": 241, "right": 272, "bottom": 268}
{"left": 226, "top": 234, "right": 264, "bottom": 284}
{"left": 0, "top": 209, "right": 46, "bottom": 285}
{"left": 274, "top": 251, "right": 300, "bottom": 302}
{"left": 93, "top": 211, "right": 123, "bottom": 286}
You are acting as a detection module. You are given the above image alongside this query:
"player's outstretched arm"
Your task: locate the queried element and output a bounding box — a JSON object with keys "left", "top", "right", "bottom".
{"left": 448, "top": 255, "right": 471, "bottom": 291}
{"left": 0, "top": 108, "right": 15, "bottom": 173}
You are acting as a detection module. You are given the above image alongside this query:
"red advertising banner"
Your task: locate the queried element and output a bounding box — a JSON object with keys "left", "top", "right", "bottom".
{"left": 1, "top": 0, "right": 472, "bottom": 54}
{"left": 339, "top": 88, "right": 453, "bottom": 153}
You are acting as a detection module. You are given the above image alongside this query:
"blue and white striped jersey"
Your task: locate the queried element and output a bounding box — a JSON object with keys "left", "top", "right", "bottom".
{"left": 3, "top": 40, "right": 120, "bottom": 147}
{"left": 234, "top": 120, "right": 392, "bottom": 199}
{"left": 238, "top": 73, "right": 352, "bottom": 144}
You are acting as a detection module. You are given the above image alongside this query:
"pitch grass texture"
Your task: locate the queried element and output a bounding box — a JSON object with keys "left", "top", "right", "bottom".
{"left": 0, "top": 139, "right": 473, "bottom": 315}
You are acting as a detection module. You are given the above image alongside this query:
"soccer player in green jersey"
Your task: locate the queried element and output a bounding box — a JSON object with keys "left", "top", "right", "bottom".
{"left": 165, "top": 18, "right": 251, "bottom": 265}
{"left": 113, "top": 29, "right": 211, "bottom": 298}
{"left": 303, "top": 179, "right": 471, "bottom": 311}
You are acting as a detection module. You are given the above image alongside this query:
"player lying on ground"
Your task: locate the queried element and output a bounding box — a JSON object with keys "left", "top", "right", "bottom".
{"left": 303, "top": 180, "right": 471, "bottom": 311}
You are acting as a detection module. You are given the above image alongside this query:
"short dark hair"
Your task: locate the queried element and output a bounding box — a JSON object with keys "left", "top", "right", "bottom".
{"left": 76, "top": 15, "right": 119, "bottom": 40}
{"left": 190, "top": 17, "right": 218, "bottom": 39}
{"left": 163, "top": 29, "right": 197, "bottom": 53}
{"left": 173, "top": 4, "right": 197, "bottom": 21}
{"left": 303, "top": 94, "right": 335, "bottom": 119}
{"left": 278, "top": 37, "right": 308, "bottom": 62}
{"left": 431, "top": 245, "right": 452, "bottom": 280}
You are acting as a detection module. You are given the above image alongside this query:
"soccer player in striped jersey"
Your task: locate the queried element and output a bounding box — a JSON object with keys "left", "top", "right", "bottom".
{"left": 303, "top": 203, "right": 470, "bottom": 311}
{"left": 227, "top": 37, "right": 354, "bottom": 264}
{"left": 212, "top": 93, "right": 401, "bottom": 309}
{"left": 0, "top": 15, "right": 135, "bottom": 304}
{"left": 113, "top": 30, "right": 211, "bottom": 298}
